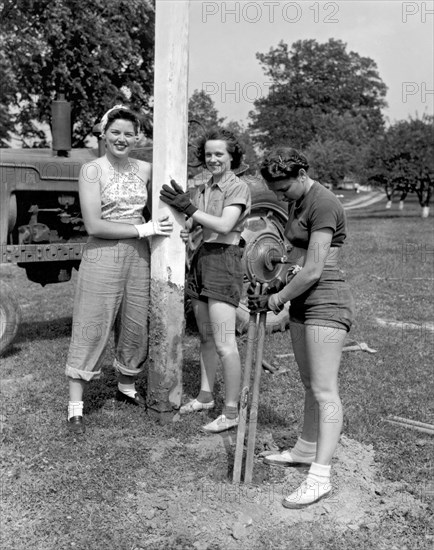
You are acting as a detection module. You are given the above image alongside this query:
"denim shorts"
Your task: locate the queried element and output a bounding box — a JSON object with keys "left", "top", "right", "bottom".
{"left": 186, "top": 243, "right": 244, "bottom": 307}
{"left": 289, "top": 268, "right": 355, "bottom": 332}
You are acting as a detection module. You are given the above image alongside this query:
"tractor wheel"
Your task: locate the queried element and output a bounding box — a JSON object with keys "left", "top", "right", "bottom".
{"left": 236, "top": 194, "right": 290, "bottom": 334}
{"left": 0, "top": 280, "right": 21, "bottom": 355}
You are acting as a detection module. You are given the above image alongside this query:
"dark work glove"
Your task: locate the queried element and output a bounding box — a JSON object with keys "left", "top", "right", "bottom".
{"left": 246, "top": 281, "right": 270, "bottom": 313}
{"left": 160, "top": 179, "right": 198, "bottom": 218}
{"left": 247, "top": 293, "right": 270, "bottom": 313}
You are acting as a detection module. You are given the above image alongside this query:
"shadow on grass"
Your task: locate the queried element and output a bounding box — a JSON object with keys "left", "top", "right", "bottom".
{"left": 83, "top": 356, "right": 209, "bottom": 416}
{"left": 0, "top": 344, "right": 23, "bottom": 359}
{"left": 15, "top": 317, "right": 72, "bottom": 344}
{"left": 84, "top": 367, "right": 119, "bottom": 414}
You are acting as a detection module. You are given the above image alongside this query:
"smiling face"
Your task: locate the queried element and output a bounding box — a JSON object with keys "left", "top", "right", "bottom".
{"left": 204, "top": 140, "right": 233, "bottom": 178}
{"left": 267, "top": 172, "right": 308, "bottom": 202}
{"left": 103, "top": 118, "right": 137, "bottom": 160}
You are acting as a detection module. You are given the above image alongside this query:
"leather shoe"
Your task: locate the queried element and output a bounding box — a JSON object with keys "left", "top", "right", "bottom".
{"left": 116, "top": 389, "right": 146, "bottom": 408}
{"left": 67, "top": 415, "right": 85, "bottom": 434}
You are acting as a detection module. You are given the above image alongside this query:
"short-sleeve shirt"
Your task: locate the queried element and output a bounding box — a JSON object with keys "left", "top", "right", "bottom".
{"left": 285, "top": 181, "right": 346, "bottom": 248}
{"left": 190, "top": 171, "right": 251, "bottom": 243}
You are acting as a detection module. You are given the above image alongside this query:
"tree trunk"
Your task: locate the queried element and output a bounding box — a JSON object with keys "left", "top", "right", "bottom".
{"left": 148, "top": 0, "right": 190, "bottom": 413}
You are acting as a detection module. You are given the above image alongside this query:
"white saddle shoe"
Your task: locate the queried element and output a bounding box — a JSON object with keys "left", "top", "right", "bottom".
{"left": 264, "top": 450, "right": 314, "bottom": 466}
{"left": 179, "top": 399, "right": 215, "bottom": 415}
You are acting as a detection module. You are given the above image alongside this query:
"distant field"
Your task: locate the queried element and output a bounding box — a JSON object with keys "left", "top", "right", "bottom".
{"left": 1, "top": 191, "right": 433, "bottom": 550}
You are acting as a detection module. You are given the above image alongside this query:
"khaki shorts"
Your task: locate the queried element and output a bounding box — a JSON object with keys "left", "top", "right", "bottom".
{"left": 186, "top": 243, "right": 244, "bottom": 307}
{"left": 289, "top": 268, "right": 355, "bottom": 332}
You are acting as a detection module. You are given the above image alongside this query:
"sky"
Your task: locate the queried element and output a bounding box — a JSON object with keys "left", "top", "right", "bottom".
{"left": 187, "top": 0, "right": 434, "bottom": 126}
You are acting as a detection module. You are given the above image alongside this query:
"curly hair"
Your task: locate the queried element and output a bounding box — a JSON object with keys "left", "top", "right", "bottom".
{"left": 260, "top": 147, "right": 309, "bottom": 182}
{"left": 101, "top": 105, "right": 141, "bottom": 134}
{"left": 195, "top": 128, "right": 244, "bottom": 170}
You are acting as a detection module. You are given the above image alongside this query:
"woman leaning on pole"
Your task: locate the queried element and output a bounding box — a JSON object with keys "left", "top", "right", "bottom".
{"left": 65, "top": 106, "right": 173, "bottom": 434}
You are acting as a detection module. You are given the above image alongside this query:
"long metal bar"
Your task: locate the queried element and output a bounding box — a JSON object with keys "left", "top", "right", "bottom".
{"left": 389, "top": 416, "right": 434, "bottom": 430}
{"left": 232, "top": 311, "right": 257, "bottom": 483}
{"left": 384, "top": 419, "right": 434, "bottom": 435}
{"left": 244, "top": 311, "right": 267, "bottom": 484}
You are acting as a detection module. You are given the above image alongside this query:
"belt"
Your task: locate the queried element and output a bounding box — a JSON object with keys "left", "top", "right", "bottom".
{"left": 203, "top": 237, "right": 246, "bottom": 249}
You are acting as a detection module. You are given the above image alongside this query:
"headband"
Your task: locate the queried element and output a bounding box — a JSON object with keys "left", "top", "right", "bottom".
{"left": 100, "top": 104, "right": 129, "bottom": 134}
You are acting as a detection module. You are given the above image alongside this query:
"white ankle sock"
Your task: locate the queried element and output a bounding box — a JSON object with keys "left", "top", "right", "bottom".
{"left": 291, "top": 437, "right": 317, "bottom": 462}
{"left": 307, "top": 462, "right": 331, "bottom": 484}
{"left": 68, "top": 401, "right": 83, "bottom": 420}
{"left": 118, "top": 382, "right": 137, "bottom": 398}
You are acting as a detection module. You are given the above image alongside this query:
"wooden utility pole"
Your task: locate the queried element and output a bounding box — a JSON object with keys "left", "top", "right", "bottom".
{"left": 148, "top": 0, "right": 190, "bottom": 414}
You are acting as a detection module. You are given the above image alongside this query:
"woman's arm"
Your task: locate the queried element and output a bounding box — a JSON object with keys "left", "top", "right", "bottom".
{"left": 273, "top": 229, "right": 333, "bottom": 304}
{"left": 191, "top": 205, "right": 243, "bottom": 235}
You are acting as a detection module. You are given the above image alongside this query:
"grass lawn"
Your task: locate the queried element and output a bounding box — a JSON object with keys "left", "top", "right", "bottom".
{"left": 1, "top": 191, "right": 433, "bottom": 549}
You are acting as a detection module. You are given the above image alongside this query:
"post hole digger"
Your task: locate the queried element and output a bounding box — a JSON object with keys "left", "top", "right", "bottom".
{"left": 233, "top": 232, "right": 299, "bottom": 484}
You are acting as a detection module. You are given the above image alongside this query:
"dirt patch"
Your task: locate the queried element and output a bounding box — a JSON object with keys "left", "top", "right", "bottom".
{"left": 131, "top": 430, "right": 428, "bottom": 549}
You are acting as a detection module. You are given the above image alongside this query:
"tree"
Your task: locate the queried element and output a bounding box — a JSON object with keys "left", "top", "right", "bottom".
{"left": 187, "top": 90, "right": 225, "bottom": 175}
{"left": 224, "top": 120, "right": 259, "bottom": 175}
{"left": 0, "top": 51, "right": 17, "bottom": 146}
{"left": 249, "top": 39, "right": 388, "bottom": 156}
{"left": 306, "top": 112, "right": 374, "bottom": 184}
{"left": 187, "top": 91, "right": 259, "bottom": 176}
{"left": 188, "top": 89, "right": 225, "bottom": 130}
{"left": 368, "top": 115, "right": 434, "bottom": 213}
{"left": 0, "top": 0, "right": 155, "bottom": 147}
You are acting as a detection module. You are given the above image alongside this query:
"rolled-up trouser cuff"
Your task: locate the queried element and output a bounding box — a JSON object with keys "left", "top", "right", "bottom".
{"left": 65, "top": 365, "right": 102, "bottom": 381}
{"left": 113, "top": 358, "right": 144, "bottom": 378}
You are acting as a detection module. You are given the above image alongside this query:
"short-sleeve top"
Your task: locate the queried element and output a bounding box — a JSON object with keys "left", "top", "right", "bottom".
{"left": 99, "top": 167, "right": 148, "bottom": 221}
{"left": 190, "top": 171, "right": 251, "bottom": 243}
{"left": 285, "top": 181, "right": 347, "bottom": 248}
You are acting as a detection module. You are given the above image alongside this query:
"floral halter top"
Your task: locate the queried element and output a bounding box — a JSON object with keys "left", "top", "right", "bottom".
{"left": 99, "top": 166, "right": 148, "bottom": 221}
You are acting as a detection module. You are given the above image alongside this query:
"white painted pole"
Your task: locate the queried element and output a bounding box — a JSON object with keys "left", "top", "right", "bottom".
{"left": 148, "top": 0, "right": 190, "bottom": 414}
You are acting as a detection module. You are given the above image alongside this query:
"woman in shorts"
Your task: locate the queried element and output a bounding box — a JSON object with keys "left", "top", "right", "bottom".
{"left": 249, "top": 147, "right": 355, "bottom": 508}
{"left": 160, "top": 128, "right": 251, "bottom": 433}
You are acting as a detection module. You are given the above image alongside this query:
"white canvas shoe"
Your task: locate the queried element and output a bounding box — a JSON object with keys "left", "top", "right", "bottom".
{"left": 179, "top": 399, "right": 215, "bottom": 415}
{"left": 264, "top": 450, "right": 314, "bottom": 466}
{"left": 282, "top": 478, "right": 332, "bottom": 509}
{"left": 202, "top": 414, "right": 239, "bottom": 433}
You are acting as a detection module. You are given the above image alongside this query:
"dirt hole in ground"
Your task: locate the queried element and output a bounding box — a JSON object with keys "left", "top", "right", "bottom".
{"left": 133, "top": 431, "right": 428, "bottom": 549}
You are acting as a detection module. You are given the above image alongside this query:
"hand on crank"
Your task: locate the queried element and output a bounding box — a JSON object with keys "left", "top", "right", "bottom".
{"left": 247, "top": 283, "right": 284, "bottom": 314}
{"left": 267, "top": 293, "right": 285, "bottom": 314}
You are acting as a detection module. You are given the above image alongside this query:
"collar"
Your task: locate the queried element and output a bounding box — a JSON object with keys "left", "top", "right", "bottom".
{"left": 200, "top": 171, "right": 237, "bottom": 194}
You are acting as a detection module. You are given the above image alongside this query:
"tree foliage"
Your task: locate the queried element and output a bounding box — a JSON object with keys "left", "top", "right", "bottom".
{"left": 187, "top": 90, "right": 225, "bottom": 174}
{"left": 305, "top": 112, "right": 374, "bottom": 184}
{"left": 188, "top": 89, "right": 225, "bottom": 131}
{"left": 368, "top": 115, "right": 434, "bottom": 206}
{"left": 187, "top": 90, "right": 259, "bottom": 176}
{"left": 224, "top": 120, "right": 259, "bottom": 176}
{"left": 0, "top": 0, "right": 155, "bottom": 147}
{"left": 249, "top": 38, "right": 388, "bottom": 180}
